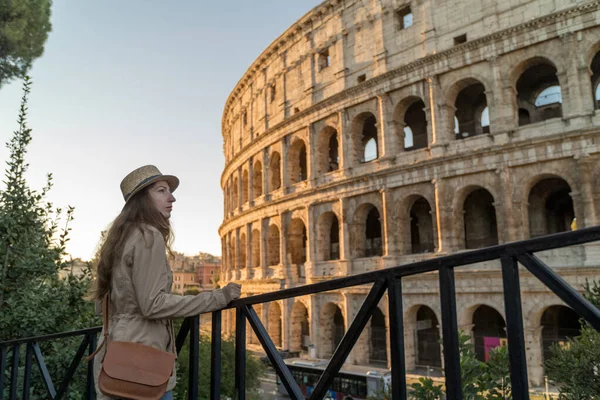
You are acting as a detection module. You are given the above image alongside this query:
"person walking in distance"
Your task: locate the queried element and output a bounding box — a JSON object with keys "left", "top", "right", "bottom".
{"left": 88, "top": 165, "right": 241, "bottom": 400}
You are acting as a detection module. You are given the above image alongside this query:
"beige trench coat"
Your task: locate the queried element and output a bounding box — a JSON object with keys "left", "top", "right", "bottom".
{"left": 93, "top": 224, "right": 229, "bottom": 399}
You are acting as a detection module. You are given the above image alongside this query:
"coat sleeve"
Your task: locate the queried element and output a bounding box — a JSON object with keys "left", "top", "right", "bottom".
{"left": 131, "top": 229, "right": 229, "bottom": 319}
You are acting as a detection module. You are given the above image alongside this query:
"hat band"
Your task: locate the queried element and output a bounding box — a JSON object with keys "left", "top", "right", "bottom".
{"left": 124, "top": 174, "right": 162, "bottom": 201}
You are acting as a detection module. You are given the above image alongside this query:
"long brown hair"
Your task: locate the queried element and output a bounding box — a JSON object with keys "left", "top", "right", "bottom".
{"left": 91, "top": 185, "right": 173, "bottom": 300}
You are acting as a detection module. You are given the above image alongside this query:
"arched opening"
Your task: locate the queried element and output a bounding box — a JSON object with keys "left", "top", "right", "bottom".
{"left": 288, "top": 218, "right": 307, "bottom": 265}
{"left": 239, "top": 233, "right": 247, "bottom": 268}
{"left": 472, "top": 305, "right": 506, "bottom": 362}
{"left": 541, "top": 306, "right": 581, "bottom": 362}
{"left": 289, "top": 140, "right": 308, "bottom": 184}
{"left": 516, "top": 60, "right": 562, "bottom": 125}
{"left": 454, "top": 81, "right": 488, "bottom": 138}
{"left": 267, "top": 225, "right": 280, "bottom": 266}
{"left": 231, "top": 241, "right": 238, "bottom": 269}
{"left": 269, "top": 152, "right": 281, "bottom": 192}
{"left": 233, "top": 176, "right": 239, "bottom": 209}
{"left": 528, "top": 177, "right": 574, "bottom": 238}
{"left": 416, "top": 306, "right": 441, "bottom": 368}
{"left": 370, "top": 307, "right": 388, "bottom": 366}
{"left": 410, "top": 197, "right": 434, "bottom": 253}
{"left": 290, "top": 302, "right": 310, "bottom": 352}
{"left": 253, "top": 161, "right": 263, "bottom": 199}
{"left": 320, "top": 303, "right": 345, "bottom": 358}
{"left": 590, "top": 50, "right": 600, "bottom": 109}
{"left": 365, "top": 207, "right": 383, "bottom": 257}
{"left": 268, "top": 302, "right": 283, "bottom": 348}
{"left": 481, "top": 106, "right": 490, "bottom": 133}
{"left": 352, "top": 113, "right": 378, "bottom": 163}
{"left": 251, "top": 229, "right": 260, "bottom": 268}
{"left": 317, "top": 126, "right": 339, "bottom": 175}
{"left": 463, "top": 188, "right": 498, "bottom": 249}
{"left": 241, "top": 170, "right": 249, "bottom": 204}
{"left": 404, "top": 100, "right": 428, "bottom": 150}
{"left": 317, "top": 212, "right": 340, "bottom": 261}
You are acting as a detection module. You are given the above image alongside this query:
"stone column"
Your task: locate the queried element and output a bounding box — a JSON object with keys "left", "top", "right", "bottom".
{"left": 339, "top": 197, "right": 352, "bottom": 275}
{"left": 487, "top": 56, "right": 515, "bottom": 135}
{"left": 309, "top": 295, "right": 320, "bottom": 353}
{"left": 237, "top": 167, "right": 243, "bottom": 209}
{"left": 281, "top": 299, "right": 292, "bottom": 350}
{"left": 382, "top": 189, "right": 398, "bottom": 256}
{"left": 559, "top": 33, "right": 589, "bottom": 118}
{"left": 262, "top": 148, "right": 270, "bottom": 199}
{"left": 526, "top": 326, "right": 544, "bottom": 387}
{"left": 578, "top": 155, "right": 597, "bottom": 227}
{"left": 496, "top": 167, "right": 514, "bottom": 244}
{"left": 280, "top": 212, "right": 290, "bottom": 279}
{"left": 427, "top": 76, "right": 453, "bottom": 150}
{"left": 248, "top": 158, "right": 254, "bottom": 204}
{"left": 338, "top": 111, "right": 350, "bottom": 173}
{"left": 378, "top": 94, "right": 397, "bottom": 160}
{"left": 308, "top": 124, "right": 318, "bottom": 183}
{"left": 433, "top": 179, "right": 452, "bottom": 253}
{"left": 234, "top": 228, "right": 241, "bottom": 271}
{"left": 421, "top": 0, "right": 437, "bottom": 55}
{"left": 281, "top": 135, "right": 290, "bottom": 191}
{"left": 245, "top": 224, "right": 252, "bottom": 269}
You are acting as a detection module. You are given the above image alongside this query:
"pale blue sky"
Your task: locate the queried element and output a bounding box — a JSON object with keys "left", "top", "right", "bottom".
{"left": 0, "top": 1, "right": 322, "bottom": 260}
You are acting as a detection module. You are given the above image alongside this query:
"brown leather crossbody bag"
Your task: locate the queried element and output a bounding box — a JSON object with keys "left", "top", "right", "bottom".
{"left": 87, "top": 292, "right": 176, "bottom": 400}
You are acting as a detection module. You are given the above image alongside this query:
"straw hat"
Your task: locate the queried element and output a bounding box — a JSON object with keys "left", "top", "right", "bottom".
{"left": 120, "top": 165, "right": 179, "bottom": 203}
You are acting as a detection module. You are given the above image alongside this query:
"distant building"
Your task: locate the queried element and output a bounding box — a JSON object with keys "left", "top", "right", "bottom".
{"left": 168, "top": 252, "right": 222, "bottom": 293}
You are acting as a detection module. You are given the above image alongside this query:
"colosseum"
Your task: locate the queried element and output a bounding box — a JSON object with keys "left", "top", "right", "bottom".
{"left": 219, "top": 0, "right": 600, "bottom": 387}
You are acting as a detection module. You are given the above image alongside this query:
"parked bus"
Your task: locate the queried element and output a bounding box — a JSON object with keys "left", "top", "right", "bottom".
{"left": 276, "top": 358, "right": 391, "bottom": 399}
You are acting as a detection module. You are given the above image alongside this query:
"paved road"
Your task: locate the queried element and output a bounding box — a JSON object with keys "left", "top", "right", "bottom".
{"left": 258, "top": 369, "right": 290, "bottom": 400}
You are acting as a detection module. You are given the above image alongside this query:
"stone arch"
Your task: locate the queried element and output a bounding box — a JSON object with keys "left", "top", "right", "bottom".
{"left": 239, "top": 232, "right": 247, "bottom": 268}
{"left": 251, "top": 228, "right": 260, "bottom": 268}
{"left": 590, "top": 48, "right": 600, "bottom": 109}
{"left": 408, "top": 196, "right": 435, "bottom": 254}
{"left": 316, "top": 211, "right": 341, "bottom": 261}
{"left": 394, "top": 96, "right": 428, "bottom": 151}
{"left": 472, "top": 305, "right": 506, "bottom": 361}
{"left": 514, "top": 57, "right": 563, "bottom": 125}
{"left": 316, "top": 125, "right": 340, "bottom": 175}
{"left": 268, "top": 302, "right": 283, "bottom": 348}
{"left": 369, "top": 307, "right": 388, "bottom": 365}
{"left": 455, "top": 186, "right": 498, "bottom": 249}
{"left": 319, "top": 302, "right": 345, "bottom": 358}
{"left": 351, "top": 112, "right": 378, "bottom": 164}
{"left": 253, "top": 160, "right": 263, "bottom": 198}
{"left": 269, "top": 151, "right": 281, "bottom": 192}
{"left": 288, "top": 139, "right": 308, "bottom": 184}
{"left": 415, "top": 305, "right": 441, "bottom": 368}
{"left": 528, "top": 176, "right": 574, "bottom": 237}
{"left": 540, "top": 305, "right": 581, "bottom": 362}
{"left": 267, "top": 224, "right": 280, "bottom": 266}
{"left": 352, "top": 203, "right": 383, "bottom": 258}
{"left": 288, "top": 218, "right": 307, "bottom": 265}
{"left": 241, "top": 169, "right": 249, "bottom": 204}
{"left": 447, "top": 78, "right": 489, "bottom": 138}
{"left": 290, "top": 301, "right": 310, "bottom": 352}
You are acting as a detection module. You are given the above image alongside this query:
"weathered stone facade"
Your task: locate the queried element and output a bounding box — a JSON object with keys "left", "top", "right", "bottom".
{"left": 219, "top": 0, "right": 600, "bottom": 386}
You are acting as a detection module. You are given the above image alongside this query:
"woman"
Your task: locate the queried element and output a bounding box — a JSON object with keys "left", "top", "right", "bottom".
{"left": 90, "top": 165, "right": 241, "bottom": 400}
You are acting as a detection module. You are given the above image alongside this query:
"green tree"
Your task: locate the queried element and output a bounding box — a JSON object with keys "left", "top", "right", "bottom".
{"left": 0, "top": 1, "right": 52, "bottom": 87}
{"left": 545, "top": 280, "right": 600, "bottom": 399}
{"left": 0, "top": 78, "right": 97, "bottom": 399}
{"left": 173, "top": 330, "right": 266, "bottom": 399}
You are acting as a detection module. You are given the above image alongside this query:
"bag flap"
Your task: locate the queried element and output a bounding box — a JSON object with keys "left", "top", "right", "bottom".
{"left": 102, "top": 341, "right": 176, "bottom": 387}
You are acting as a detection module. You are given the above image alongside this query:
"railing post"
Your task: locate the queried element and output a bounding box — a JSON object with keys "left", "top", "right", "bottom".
{"left": 0, "top": 345, "right": 7, "bottom": 400}
{"left": 439, "top": 266, "right": 462, "bottom": 400}
{"left": 9, "top": 344, "right": 19, "bottom": 400}
{"left": 88, "top": 333, "right": 97, "bottom": 400}
{"left": 188, "top": 315, "right": 200, "bottom": 400}
{"left": 501, "top": 256, "right": 530, "bottom": 400}
{"left": 235, "top": 306, "right": 246, "bottom": 400}
{"left": 22, "top": 343, "right": 33, "bottom": 400}
{"left": 387, "top": 277, "right": 407, "bottom": 400}
{"left": 210, "top": 311, "right": 222, "bottom": 400}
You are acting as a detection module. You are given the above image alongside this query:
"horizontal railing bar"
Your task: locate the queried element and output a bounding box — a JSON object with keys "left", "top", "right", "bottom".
{"left": 0, "top": 327, "right": 102, "bottom": 347}
{"left": 227, "top": 226, "right": 600, "bottom": 307}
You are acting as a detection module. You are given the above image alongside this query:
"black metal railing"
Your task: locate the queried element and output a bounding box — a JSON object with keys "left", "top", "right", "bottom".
{"left": 2, "top": 226, "right": 600, "bottom": 400}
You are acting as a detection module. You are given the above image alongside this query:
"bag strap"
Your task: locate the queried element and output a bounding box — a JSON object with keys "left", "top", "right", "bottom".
{"left": 85, "top": 292, "right": 110, "bottom": 362}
